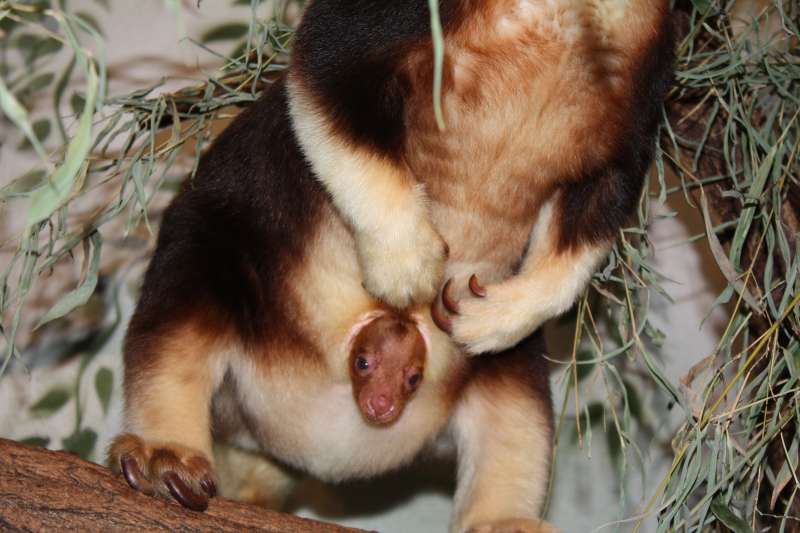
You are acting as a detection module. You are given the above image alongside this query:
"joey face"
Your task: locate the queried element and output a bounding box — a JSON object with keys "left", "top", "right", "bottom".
{"left": 349, "top": 314, "right": 426, "bottom": 425}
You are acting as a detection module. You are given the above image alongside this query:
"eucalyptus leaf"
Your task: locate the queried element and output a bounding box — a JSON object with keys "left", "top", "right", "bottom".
{"left": 54, "top": 55, "right": 77, "bottom": 141}
{"left": 710, "top": 497, "right": 753, "bottom": 533}
{"left": 729, "top": 140, "right": 778, "bottom": 269}
{"left": 75, "top": 11, "right": 103, "bottom": 36}
{"left": 0, "top": 76, "right": 51, "bottom": 165}
{"left": 34, "top": 232, "right": 102, "bottom": 328}
{"left": 427, "top": 0, "right": 445, "bottom": 131}
{"left": 94, "top": 367, "right": 113, "bottom": 415}
{"left": 770, "top": 437, "right": 799, "bottom": 510}
{"left": 26, "top": 60, "right": 98, "bottom": 228}
{"left": 30, "top": 387, "right": 71, "bottom": 417}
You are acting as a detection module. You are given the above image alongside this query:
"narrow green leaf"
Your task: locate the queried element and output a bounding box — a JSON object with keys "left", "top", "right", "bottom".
{"left": 94, "top": 367, "right": 113, "bottom": 415}
{"left": 700, "top": 193, "right": 763, "bottom": 314}
{"left": 30, "top": 387, "right": 71, "bottom": 417}
{"left": 0, "top": 76, "right": 51, "bottom": 165}
{"left": 75, "top": 11, "right": 103, "bottom": 36}
{"left": 54, "top": 55, "right": 77, "bottom": 142}
{"left": 770, "top": 437, "right": 799, "bottom": 510}
{"left": 729, "top": 143, "right": 777, "bottom": 269}
{"left": 26, "top": 61, "right": 98, "bottom": 228}
{"left": 427, "top": 0, "right": 445, "bottom": 131}
{"left": 34, "top": 232, "right": 102, "bottom": 328}
{"left": 129, "top": 160, "right": 153, "bottom": 234}
{"left": 710, "top": 497, "right": 753, "bottom": 533}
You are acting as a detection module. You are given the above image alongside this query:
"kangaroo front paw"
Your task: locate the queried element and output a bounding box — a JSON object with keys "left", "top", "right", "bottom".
{"left": 432, "top": 275, "right": 537, "bottom": 355}
{"left": 109, "top": 433, "right": 216, "bottom": 511}
{"left": 467, "top": 518, "right": 559, "bottom": 533}
{"left": 357, "top": 217, "right": 448, "bottom": 308}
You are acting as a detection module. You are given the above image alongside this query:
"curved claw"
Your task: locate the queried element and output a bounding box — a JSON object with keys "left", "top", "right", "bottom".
{"left": 120, "top": 455, "right": 152, "bottom": 495}
{"left": 468, "top": 274, "right": 486, "bottom": 297}
{"left": 164, "top": 472, "right": 209, "bottom": 511}
{"left": 200, "top": 476, "right": 217, "bottom": 498}
{"left": 441, "top": 278, "right": 460, "bottom": 314}
{"left": 431, "top": 287, "right": 452, "bottom": 334}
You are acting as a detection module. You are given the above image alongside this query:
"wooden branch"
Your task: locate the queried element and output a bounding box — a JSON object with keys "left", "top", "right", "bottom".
{"left": 0, "top": 438, "right": 365, "bottom": 533}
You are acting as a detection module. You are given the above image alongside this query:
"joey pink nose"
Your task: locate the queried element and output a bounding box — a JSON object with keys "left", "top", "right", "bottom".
{"left": 368, "top": 395, "right": 392, "bottom": 416}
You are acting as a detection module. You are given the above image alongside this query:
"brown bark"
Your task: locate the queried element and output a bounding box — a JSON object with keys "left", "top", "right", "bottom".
{"left": 0, "top": 438, "right": 366, "bottom": 533}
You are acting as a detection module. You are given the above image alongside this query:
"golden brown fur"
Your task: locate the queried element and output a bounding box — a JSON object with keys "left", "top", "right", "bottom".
{"left": 110, "top": 2, "right": 673, "bottom": 531}
{"left": 289, "top": 0, "right": 673, "bottom": 354}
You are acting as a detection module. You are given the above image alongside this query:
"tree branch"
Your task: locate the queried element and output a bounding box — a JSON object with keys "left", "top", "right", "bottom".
{"left": 0, "top": 438, "right": 366, "bottom": 533}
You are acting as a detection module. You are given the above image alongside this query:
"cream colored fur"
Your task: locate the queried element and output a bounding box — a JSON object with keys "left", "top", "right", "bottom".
{"left": 124, "top": 324, "right": 229, "bottom": 460}
{"left": 288, "top": 0, "right": 667, "bottom": 358}
{"left": 450, "top": 198, "right": 609, "bottom": 354}
{"left": 215, "top": 214, "right": 464, "bottom": 482}
{"left": 214, "top": 444, "right": 297, "bottom": 509}
{"left": 450, "top": 373, "right": 554, "bottom": 532}
{"left": 287, "top": 78, "right": 448, "bottom": 309}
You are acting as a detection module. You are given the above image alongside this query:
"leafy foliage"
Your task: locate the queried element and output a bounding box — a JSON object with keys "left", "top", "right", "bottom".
{"left": 0, "top": 0, "right": 295, "bottom": 461}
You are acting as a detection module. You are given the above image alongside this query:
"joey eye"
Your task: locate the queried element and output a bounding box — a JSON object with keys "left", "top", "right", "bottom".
{"left": 355, "top": 356, "right": 370, "bottom": 372}
{"left": 407, "top": 372, "right": 422, "bottom": 389}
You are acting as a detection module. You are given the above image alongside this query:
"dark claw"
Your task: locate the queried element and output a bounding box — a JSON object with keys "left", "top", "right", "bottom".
{"left": 431, "top": 287, "right": 452, "bottom": 334}
{"left": 443, "top": 241, "right": 450, "bottom": 258}
{"left": 120, "top": 455, "right": 152, "bottom": 495}
{"left": 468, "top": 274, "right": 486, "bottom": 297}
{"left": 441, "top": 278, "right": 459, "bottom": 314}
{"left": 200, "top": 476, "right": 217, "bottom": 498}
{"left": 164, "top": 472, "right": 209, "bottom": 511}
